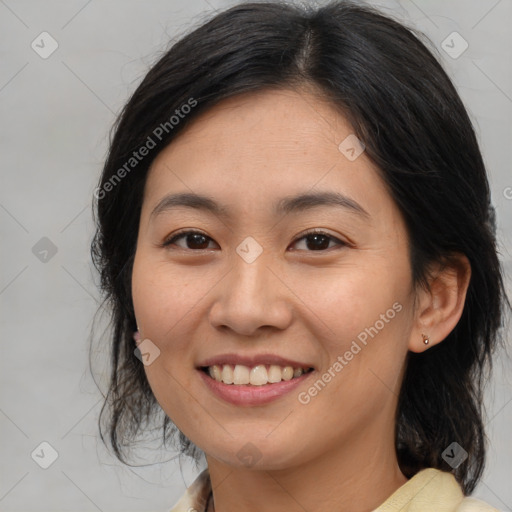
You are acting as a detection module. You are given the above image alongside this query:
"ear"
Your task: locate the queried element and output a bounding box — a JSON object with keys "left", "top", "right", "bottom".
{"left": 408, "top": 253, "right": 471, "bottom": 353}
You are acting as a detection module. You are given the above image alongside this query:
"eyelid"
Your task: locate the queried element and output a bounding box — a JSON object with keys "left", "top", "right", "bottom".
{"left": 293, "top": 228, "right": 349, "bottom": 248}
{"left": 162, "top": 229, "right": 216, "bottom": 249}
{"left": 162, "top": 228, "right": 350, "bottom": 251}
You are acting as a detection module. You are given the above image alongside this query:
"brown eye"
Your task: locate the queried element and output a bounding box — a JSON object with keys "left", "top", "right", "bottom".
{"left": 162, "top": 229, "right": 347, "bottom": 252}
{"left": 163, "top": 230, "right": 218, "bottom": 250}
{"left": 291, "top": 230, "right": 346, "bottom": 252}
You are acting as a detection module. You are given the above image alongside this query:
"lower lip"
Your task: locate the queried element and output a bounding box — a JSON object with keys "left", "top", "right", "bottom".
{"left": 197, "top": 368, "right": 315, "bottom": 406}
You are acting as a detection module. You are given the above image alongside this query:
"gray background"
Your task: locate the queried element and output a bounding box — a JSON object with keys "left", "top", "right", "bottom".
{"left": 1, "top": 0, "right": 511, "bottom": 511}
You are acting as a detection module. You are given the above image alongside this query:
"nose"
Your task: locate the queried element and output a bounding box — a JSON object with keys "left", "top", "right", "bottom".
{"left": 208, "top": 252, "right": 293, "bottom": 337}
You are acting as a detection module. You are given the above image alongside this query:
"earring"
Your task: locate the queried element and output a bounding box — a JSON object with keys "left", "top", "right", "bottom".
{"left": 422, "top": 334, "right": 430, "bottom": 345}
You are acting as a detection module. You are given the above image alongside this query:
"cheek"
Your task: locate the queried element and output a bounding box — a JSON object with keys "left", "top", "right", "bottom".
{"left": 291, "top": 262, "right": 411, "bottom": 401}
{"left": 131, "top": 255, "right": 201, "bottom": 401}
{"left": 131, "top": 256, "right": 205, "bottom": 428}
{"left": 290, "top": 261, "right": 407, "bottom": 343}
{"left": 132, "top": 253, "right": 204, "bottom": 339}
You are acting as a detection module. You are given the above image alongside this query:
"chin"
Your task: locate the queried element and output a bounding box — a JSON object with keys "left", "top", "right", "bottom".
{"left": 203, "top": 436, "right": 305, "bottom": 470}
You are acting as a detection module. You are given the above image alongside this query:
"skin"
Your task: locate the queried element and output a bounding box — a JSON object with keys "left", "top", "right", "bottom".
{"left": 131, "top": 87, "right": 471, "bottom": 512}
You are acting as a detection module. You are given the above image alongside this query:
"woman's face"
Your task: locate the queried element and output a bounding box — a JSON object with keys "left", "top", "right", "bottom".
{"left": 132, "top": 87, "right": 418, "bottom": 469}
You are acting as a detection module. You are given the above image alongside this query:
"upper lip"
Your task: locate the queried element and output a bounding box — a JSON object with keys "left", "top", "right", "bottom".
{"left": 197, "top": 353, "right": 315, "bottom": 370}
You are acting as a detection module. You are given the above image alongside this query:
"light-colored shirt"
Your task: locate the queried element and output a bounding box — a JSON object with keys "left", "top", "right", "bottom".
{"left": 168, "top": 467, "right": 500, "bottom": 512}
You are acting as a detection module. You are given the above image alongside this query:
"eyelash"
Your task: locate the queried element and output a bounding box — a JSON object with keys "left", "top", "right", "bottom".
{"left": 161, "top": 229, "right": 348, "bottom": 252}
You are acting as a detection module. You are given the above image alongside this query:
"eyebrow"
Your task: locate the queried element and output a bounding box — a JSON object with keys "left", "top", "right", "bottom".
{"left": 150, "top": 191, "right": 370, "bottom": 221}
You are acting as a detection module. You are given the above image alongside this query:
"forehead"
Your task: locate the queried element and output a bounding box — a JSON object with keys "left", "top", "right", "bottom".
{"left": 158, "top": 87, "right": 352, "bottom": 158}
{"left": 142, "top": 87, "right": 395, "bottom": 225}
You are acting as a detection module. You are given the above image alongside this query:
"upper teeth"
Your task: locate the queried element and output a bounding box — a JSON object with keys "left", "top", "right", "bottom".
{"left": 207, "top": 364, "right": 311, "bottom": 385}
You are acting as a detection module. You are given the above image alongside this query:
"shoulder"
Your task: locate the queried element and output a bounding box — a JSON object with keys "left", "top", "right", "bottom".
{"left": 168, "top": 468, "right": 211, "bottom": 512}
{"left": 372, "top": 468, "right": 501, "bottom": 512}
{"left": 455, "top": 497, "right": 502, "bottom": 512}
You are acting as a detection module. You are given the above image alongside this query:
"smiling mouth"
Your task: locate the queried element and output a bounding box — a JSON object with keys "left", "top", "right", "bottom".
{"left": 199, "top": 364, "right": 315, "bottom": 386}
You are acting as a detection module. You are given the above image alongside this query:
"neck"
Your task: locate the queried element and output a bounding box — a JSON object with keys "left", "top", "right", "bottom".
{"left": 205, "top": 421, "right": 408, "bottom": 512}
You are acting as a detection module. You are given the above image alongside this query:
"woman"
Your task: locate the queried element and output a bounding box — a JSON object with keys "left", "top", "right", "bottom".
{"left": 91, "top": 1, "right": 509, "bottom": 511}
